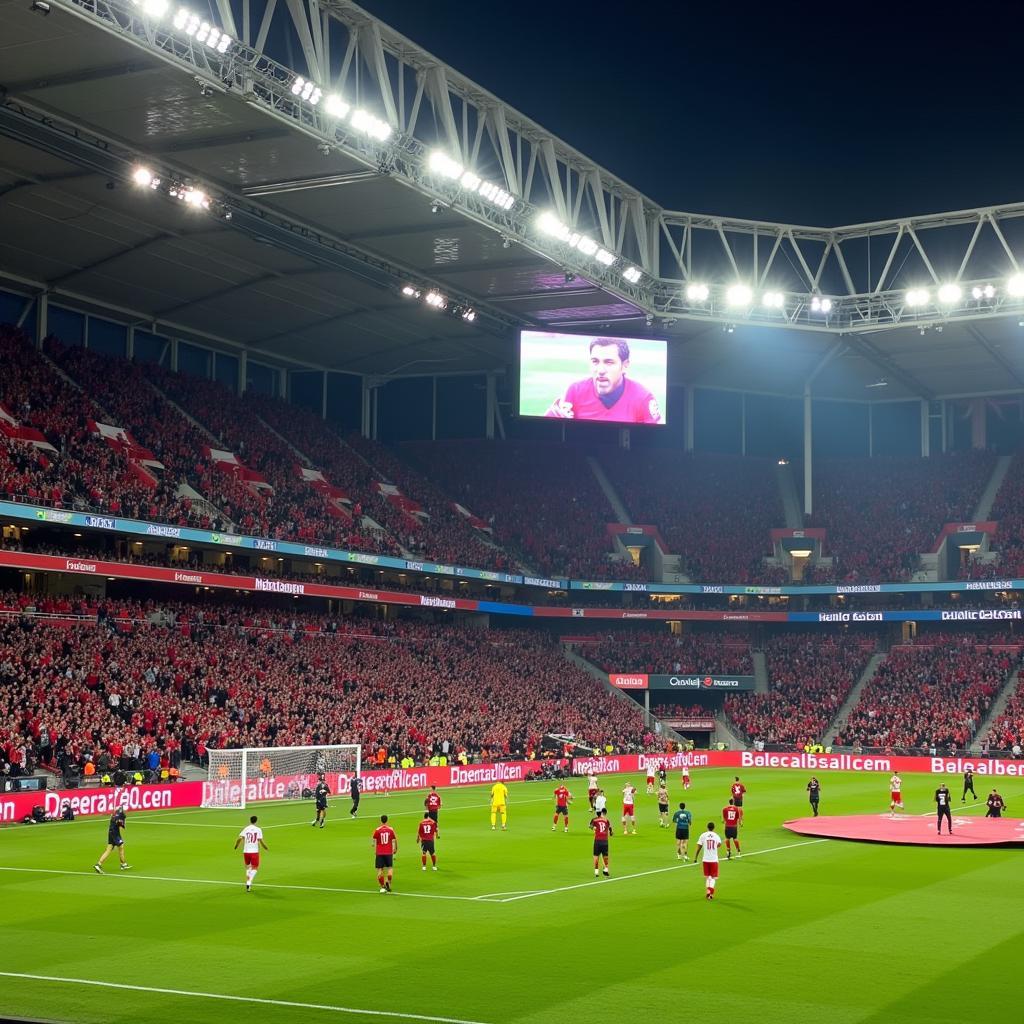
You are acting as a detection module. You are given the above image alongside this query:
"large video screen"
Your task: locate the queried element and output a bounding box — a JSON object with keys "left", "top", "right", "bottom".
{"left": 518, "top": 330, "right": 667, "bottom": 425}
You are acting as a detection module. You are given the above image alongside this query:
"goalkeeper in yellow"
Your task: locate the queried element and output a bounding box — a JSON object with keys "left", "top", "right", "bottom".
{"left": 490, "top": 781, "right": 509, "bottom": 830}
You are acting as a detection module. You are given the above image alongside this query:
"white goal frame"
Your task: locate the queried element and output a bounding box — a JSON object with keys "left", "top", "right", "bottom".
{"left": 201, "top": 743, "right": 362, "bottom": 810}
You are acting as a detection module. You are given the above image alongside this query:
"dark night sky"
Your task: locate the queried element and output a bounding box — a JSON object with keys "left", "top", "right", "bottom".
{"left": 358, "top": 0, "right": 1024, "bottom": 226}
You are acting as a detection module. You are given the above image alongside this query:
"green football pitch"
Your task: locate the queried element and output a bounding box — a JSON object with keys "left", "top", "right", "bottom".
{"left": 0, "top": 767, "right": 1020, "bottom": 1024}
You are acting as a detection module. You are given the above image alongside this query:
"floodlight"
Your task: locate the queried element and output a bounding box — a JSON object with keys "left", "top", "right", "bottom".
{"left": 132, "top": 167, "right": 155, "bottom": 188}
{"left": 182, "top": 187, "right": 209, "bottom": 209}
{"left": 142, "top": 0, "right": 168, "bottom": 16}
{"left": 216, "top": 34, "right": 231, "bottom": 53}
{"left": 291, "top": 77, "right": 305, "bottom": 96}
{"left": 576, "top": 237, "right": 598, "bottom": 257}
{"left": 424, "top": 291, "right": 446, "bottom": 309}
{"left": 725, "top": 283, "right": 753, "bottom": 307}
{"left": 459, "top": 171, "right": 481, "bottom": 191}
{"left": 762, "top": 290, "right": 785, "bottom": 308}
{"left": 685, "top": 283, "right": 709, "bottom": 302}
{"left": 325, "top": 95, "right": 351, "bottom": 119}
{"left": 622, "top": 266, "right": 642, "bottom": 284}
{"left": 537, "top": 212, "right": 569, "bottom": 241}
{"left": 351, "top": 110, "right": 392, "bottom": 141}
{"left": 1007, "top": 272, "right": 1024, "bottom": 297}
{"left": 173, "top": 8, "right": 188, "bottom": 28}
{"left": 972, "top": 284, "right": 996, "bottom": 300}
{"left": 461, "top": 309, "right": 476, "bottom": 322}
{"left": 905, "top": 288, "right": 930, "bottom": 306}
{"left": 594, "top": 249, "right": 615, "bottom": 267}
{"left": 401, "top": 285, "right": 420, "bottom": 298}
{"left": 937, "top": 283, "right": 962, "bottom": 304}
{"left": 429, "top": 150, "right": 462, "bottom": 179}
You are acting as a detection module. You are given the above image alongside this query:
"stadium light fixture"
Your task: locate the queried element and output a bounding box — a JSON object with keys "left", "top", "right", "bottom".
{"left": 971, "top": 284, "right": 996, "bottom": 300}
{"left": 350, "top": 110, "right": 392, "bottom": 141}
{"left": 324, "top": 95, "right": 351, "bottom": 120}
{"left": 429, "top": 150, "right": 463, "bottom": 179}
{"left": 424, "top": 290, "right": 447, "bottom": 309}
{"left": 622, "top": 266, "right": 642, "bottom": 284}
{"left": 131, "top": 166, "right": 160, "bottom": 189}
{"left": 141, "top": 0, "right": 169, "bottom": 16}
{"left": 810, "top": 296, "right": 832, "bottom": 314}
{"left": 685, "top": 283, "right": 709, "bottom": 303}
{"left": 400, "top": 285, "right": 421, "bottom": 299}
{"left": 905, "top": 287, "right": 930, "bottom": 307}
{"left": 937, "top": 283, "right": 962, "bottom": 304}
{"left": 1007, "top": 272, "right": 1024, "bottom": 297}
{"left": 179, "top": 187, "right": 209, "bottom": 210}
{"left": 173, "top": 8, "right": 233, "bottom": 53}
{"left": 725, "top": 283, "right": 753, "bottom": 307}
{"left": 762, "top": 290, "right": 785, "bottom": 309}
{"left": 290, "top": 76, "right": 322, "bottom": 106}
{"left": 461, "top": 309, "right": 476, "bottom": 322}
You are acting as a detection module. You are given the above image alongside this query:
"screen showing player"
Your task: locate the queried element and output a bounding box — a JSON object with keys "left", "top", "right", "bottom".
{"left": 518, "top": 330, "right": 667, "bottom": 425}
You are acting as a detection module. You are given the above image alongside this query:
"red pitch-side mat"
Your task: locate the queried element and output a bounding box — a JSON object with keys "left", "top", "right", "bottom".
{"left": 784, "top": 813, "right": 1024, "bottom": 846}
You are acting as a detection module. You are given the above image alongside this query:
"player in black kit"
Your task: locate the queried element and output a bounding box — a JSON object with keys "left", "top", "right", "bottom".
{"left": 935, "top": 783, "right": 953, "bottom": 835}
{"left": 961, "top": 769, "right": 977, "bottom": 803}
{"left": 806, "top": 776, "right": 821, "bottom": 816}
{"left": 349, "top": 775, "right": 361, "bottom": 818}
{"left": 94, "top": 808, "right": 130, "bottom": 873}
{"left": 312, "top": 775, "right": 331, "bottom": 828}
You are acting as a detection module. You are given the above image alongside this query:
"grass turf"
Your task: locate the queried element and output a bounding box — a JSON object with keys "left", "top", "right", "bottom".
{"left": 0, "top": 767, "right": 1020, "bottom": 1024}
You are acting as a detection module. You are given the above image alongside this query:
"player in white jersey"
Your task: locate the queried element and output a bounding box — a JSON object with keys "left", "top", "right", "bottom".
{"left": 681, "top": 764, "right": 691, "bottom": 790}
{"left": 233, "top": 814, "right": 269, "bottom": 892}
{"left": 695, "top": 822, "right": 723, "bottom": 901}
{"left": 645, "top": 762, "right": 657, "bottom": 794}
{"left": 621, "top": 782, "right": 638, "bottom": 834}
{"left": 594, "top": 789, "right": 607, "bottom": 814}
{"left": 889, "top": 773, "right": 904, "bottom": 816}
{"left": 587, "top": 774, "right": 599, "bottom": 809}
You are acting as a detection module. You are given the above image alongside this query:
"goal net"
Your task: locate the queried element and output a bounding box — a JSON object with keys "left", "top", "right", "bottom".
{"left": 201, "top": 744, "right": 361, "bottom": 809}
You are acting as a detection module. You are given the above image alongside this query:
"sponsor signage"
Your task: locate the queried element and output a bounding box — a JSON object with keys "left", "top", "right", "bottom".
{"left": 650, "top": 674, "right": 755, "bottom": 691}
{"left": 609, "top": 673, "right": 649, "bottom": 689}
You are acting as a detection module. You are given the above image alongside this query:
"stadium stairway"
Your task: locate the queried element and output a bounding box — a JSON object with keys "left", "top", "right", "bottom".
{"left": 752, "top": 650, "right": 770, "bottom": 693}
{"left": 587, "top": 455, "right": 631, "bottom": 525}
{"left": 970, "top": 666, "right": 1022, "bottom": 752}
{"left": 775, "top": 460, "right": 803, "bottom": 529}
{"left": 972, "top": 454, "right": 1013, "bottom": 521}
{"left": 824, "top": 651, "right": 887, "bottom": 746}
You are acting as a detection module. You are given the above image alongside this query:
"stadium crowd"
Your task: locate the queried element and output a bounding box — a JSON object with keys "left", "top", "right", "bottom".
{"left": 724, "top": 635, "right": 874, "bottom": 747}
{"left": 584, "top": 631, "right": 753, "bottom": 675}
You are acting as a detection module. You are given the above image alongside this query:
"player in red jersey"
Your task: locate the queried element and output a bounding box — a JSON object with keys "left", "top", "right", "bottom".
{"left": 681, "top": 764, "right": 692, "bottom": 790}
{"left": 233, "top": 815, "right": 268, "bottom": 892}
{"left": 621, "top": 782, "right": 638, "bottom": 834}
{"left": 417, "top": 811, "right": 439, "bottom": 871}
{"left": 545, "top": 339, "right": 662, "bottom": 424}
{"left": 372, "top": 814, "right": 398, "bottom": 893}
{"left": 587, "top": 773, "right": 599, "bottom": 809}
{"left": 730, "top": 777, "right": 746, "bottom": 821}
{"left": 552, "top": 783, "right": 573, "bottom": 832}
{"left": 425, "top": 786, "right": 442, "bottom": 825}
{"left": 889, "top": 772, "right": 904, "bottom": 816}
{"left": 722, "top": 799, "right": 742, "bottom": 858}
{"left": 695, "top": 821, "right": 723, "bottom": 900}
{"left": 589, "top": 808, "right": 613, "bottom": 876}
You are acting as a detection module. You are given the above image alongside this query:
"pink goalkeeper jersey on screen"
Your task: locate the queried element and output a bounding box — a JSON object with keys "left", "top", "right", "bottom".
{"left": 549, "top": 378, "right": 661, "bottom": 423}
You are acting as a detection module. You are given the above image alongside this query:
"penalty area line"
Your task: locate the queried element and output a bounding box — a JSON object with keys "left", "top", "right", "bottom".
{"left": 498, "top": 838, "right": 829, "bottom": 902}
{"left": 0, "top": 972, "right": 493, "bottom": 1024}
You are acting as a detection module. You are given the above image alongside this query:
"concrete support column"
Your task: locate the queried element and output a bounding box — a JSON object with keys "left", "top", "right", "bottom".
{"left": 685, "top": 385, "right": 695, "bottom": 453}
{"left": 803, "top": 388, "right": 813, "bottom": 518}
{"left": 920, "top": 399, "right": 930, "bottom": 457}
{"left": 35, "top": 292, "right": 48, "bottom": 349}
{"left": 238, "top": 350, "right": 247, "bottom": 395}
{"left": 485, "top": 373, "right": 496, "bottom": 440}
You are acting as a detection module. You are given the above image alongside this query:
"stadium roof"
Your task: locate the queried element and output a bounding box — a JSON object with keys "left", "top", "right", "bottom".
{"left": 1, "top": 0, "right": 1023, "bottom": 401}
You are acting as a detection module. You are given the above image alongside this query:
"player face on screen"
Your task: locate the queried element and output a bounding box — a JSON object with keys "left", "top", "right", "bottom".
{"left": 589, "top": 340, "right": 628, "bottom": 395}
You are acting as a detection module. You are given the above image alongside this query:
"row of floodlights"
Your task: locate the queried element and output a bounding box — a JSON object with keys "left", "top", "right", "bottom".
{"left": 682, "top": 282, "right": 833, "bottom": 313}
{"left": 535, "top": 212, "right": 643, "bottom": 285}
{"left": 288, "top": 79, "right": 392, "bottom": 141}
{"left": 905, "top": 275, "right": 1024, "bottom": 306}
{"left": 130, "top": 166, "right": 230, "bottom": 218}
{"left": 427, "top": 152, "right": 515, "bottom": 212}
{"left": 401, "top": 285, "right": 476, "bottom": 322}
{"left": 130, "top": 1, "right": 233, "bottom": 53}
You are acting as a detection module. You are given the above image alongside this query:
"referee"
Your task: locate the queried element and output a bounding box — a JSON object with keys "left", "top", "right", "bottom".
{"left": 962, "top": 768, "right": 977, "bottom": 803}
{"left": 349, "top": 775, "right": 362, "bottom": 818}
{"left": 935, "top": 783, "right": 953, "bottom": 835}
{"left": 807, "top": 776, "right": 821, "bottom": 817}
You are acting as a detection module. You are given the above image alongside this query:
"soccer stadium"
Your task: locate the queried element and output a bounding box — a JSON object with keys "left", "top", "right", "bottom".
{"left": 1, "top": 1, "right": 1023, "bottom": 1022}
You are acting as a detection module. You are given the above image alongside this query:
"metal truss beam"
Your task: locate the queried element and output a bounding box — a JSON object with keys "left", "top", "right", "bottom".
{"left": 30, "top": 0, "right": 1024, "bottom": 337}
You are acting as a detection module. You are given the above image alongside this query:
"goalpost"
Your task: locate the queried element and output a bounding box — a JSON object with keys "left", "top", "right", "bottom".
{"left": 201, "top": 744, "right": 361, "bottom": 809}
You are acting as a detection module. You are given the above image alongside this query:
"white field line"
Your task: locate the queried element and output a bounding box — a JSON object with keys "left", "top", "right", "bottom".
{"left": 497, "top": 838, "right": 829, "bottom": 902}
{"left": 0, "top": 972, "right": 493, "bottom": 1024}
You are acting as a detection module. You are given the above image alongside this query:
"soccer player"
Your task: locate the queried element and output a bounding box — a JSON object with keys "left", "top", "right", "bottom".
{"left": 671, "top": 802, "right": 692, "bottom": 860}
{"left": 722, "top": 798, "right": 742, "bottom": 858}
{"left": 646, "top": 762, "right": 657, "bottom": 795}
{"left": 233, "top": 814, "right": 268, "bottom": 892}
{"left": 94, "top": 807, "right": 130, "bottom": 873}
{"left": 962, "top": 768, "right": 977, "bottom": 803}
{"left": 985, "top": 789, "right": 1006, "bottom": 818}
{"left": 594, "top": 788, "right": 608, "bottom": 814}
{"left": 656, "top": 782, "right": 670, "bottom": 828}
{"left": 425, "top": 785, "right": 442, "bottom": 825}
{"left": 621, "top": 781, "right": 638, "bottom": 834}
{"left": 417, "top": 811, "right": 438, "bottom": 871}
{"left": 490, "top": 781, "right": 509, "bottom": 830}
{"left": 372, "top": 814, "right": 397, "bottom": 892}
{"left": 935, "top": 783, "right": 953, "bottom": 835}
{"left": 312, "top": 774, "right": 331, "bottom": 828}
{"left": 807, "top": 776, "right": 821, "bottom": 816}
{"left": 730, "top": 776, "right": 746, "bottom": 821}
{"left": 545, "top": 338, "right": 662, "bottom": 424}
{"left": 552, "top": 782, "right": 572, "bottom": 832}
{"left": 657, "top": 764, "right": 668, "bottom": 788}
{"left": 695, "top": 821, "right": 723, "bottom": 901}
{"left": 349, "top": 775, "right": 361, "bottom": 818}
{"left": 587, "top": 773, "right": 599, "bottom": 809}
{"left": 889, "top": 772, "right": 904, "bottom": 816}
{"left": 589, "top": 808, "right": 612, "bottom": 876}
{"left": 681, "top": 764, "right": 691, "bottom": 790}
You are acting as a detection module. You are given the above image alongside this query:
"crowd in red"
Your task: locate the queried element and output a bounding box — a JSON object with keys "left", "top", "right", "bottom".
{"left": 809, "top": 452, "right": 995, "bottom": 581}
{"left": 585, "top": 631, "right": 753, "bottom": 675}
{"left": 964, "top": 453, "right": 1024, "bottom": 579}
{"left": 723, "top": 635, "right": 874, "bottom": 746}
{"left": 602, "top": 452, "right": 786, "bottom": 584}
{"left": 0, "top": 597, "right": 653, "bottom": 778}
{"left": 836, "top": 634, "right": 1021, "bottom": 750}
{"left": 988, "top": 683, "right": 1024, "bottom": 753}
{"left": 403, "top": 440, "right": 643, "bottom": 580}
